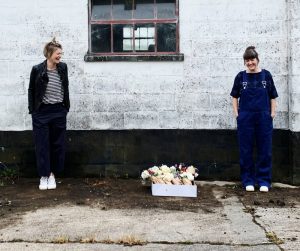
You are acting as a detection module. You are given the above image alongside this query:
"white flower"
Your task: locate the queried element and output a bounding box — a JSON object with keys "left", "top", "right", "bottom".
{"left": 160, "top": 165, "right": 171, "bottom": 173}
{"left": 141, "top": 170, "right": 150, "bottom": 180}
{"left": 186, "top": 166, "right": 196, "bottom": 175}
{"left": 186, "top": 172, "right": 194, "bottom": 181}
{"left": 180, "top": 172, "right": 194, "bottom": 181}
{"left": 149, "top": 166, "right": 159, "bottom": 174}
{"left": 170, "top": 166, "right": 176, "bottom": 173}
{"left": 152, "top": 166, "right": 159, "bottom": 171}
{"left": 163, "top": 172, "right": 174, "bottom": 182}
{"left": 156, "top": 170, "right": 163, "bottom": 176}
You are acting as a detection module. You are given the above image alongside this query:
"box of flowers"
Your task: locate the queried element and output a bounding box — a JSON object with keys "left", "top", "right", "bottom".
{"left": 141, "top": 164, "right": 198, "bottom": 197}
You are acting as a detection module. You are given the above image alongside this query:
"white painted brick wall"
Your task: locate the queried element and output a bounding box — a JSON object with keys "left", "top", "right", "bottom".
{"left": 290, "top": 0, "right": 300, "bottom": 131}
{"left": 0, "top": 0, "right": 296, "bottom": 131}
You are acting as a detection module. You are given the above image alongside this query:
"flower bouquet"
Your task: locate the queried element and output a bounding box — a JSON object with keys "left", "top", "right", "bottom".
{"left": 141, "top": 164, "right": 198, "bottom": 197}
{"left": 141, "top": 164, "right": 198, "bottom": 185}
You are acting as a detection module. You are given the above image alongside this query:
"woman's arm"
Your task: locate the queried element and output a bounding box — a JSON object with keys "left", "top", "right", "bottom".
{"left": 232, "top": 97, "right": 239, "bottom": 118}
{"left": 28, "top": 67, "right": 36, "bottom": 114}
{"left": 271, "top": 99, "right": 276, "bottom": 118}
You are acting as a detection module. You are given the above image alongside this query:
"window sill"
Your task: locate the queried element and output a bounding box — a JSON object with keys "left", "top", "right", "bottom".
{"left": 84, "top": 53, "right": 184, "bottom": 62}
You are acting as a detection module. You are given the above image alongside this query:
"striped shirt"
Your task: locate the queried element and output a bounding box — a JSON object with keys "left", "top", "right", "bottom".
{"left": 42, "top": 69, "right": 64, "bottom": 104}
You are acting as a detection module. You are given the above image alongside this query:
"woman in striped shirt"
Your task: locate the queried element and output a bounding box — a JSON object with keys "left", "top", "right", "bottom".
{"left": 28, "top": 38, "right": 70, "bottom": 190}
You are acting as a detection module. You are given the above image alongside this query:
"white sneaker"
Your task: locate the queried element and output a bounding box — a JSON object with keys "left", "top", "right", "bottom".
{"left": 47, "top": 174, "right": 56, "bottom": 190}
{"left": 245, "top": 185, "right": 255, "bottom": 192}
{"left": 39, "top": 177, "right": 48, "bottom": 190}
{"left": 259, "top": 186, "right": 269, "bottom": 192}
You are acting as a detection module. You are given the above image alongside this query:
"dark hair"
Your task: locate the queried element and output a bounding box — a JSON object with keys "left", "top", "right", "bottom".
{"left": 43, "top": 37, "right": 62, "bottom": 58}
{"left": 243, "top": 46, "right": 259, "bottom": 62}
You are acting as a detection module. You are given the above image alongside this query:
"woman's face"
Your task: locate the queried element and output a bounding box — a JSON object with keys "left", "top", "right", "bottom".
{"left": 48, "top": 48, "right": 62, "bottom": 65}
{"left": 245, "top": 58, "right": 259, "bottom": 72}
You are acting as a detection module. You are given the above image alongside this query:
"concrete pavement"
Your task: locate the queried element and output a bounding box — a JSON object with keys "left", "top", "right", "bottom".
{"left": 0, "top": 181, "right": 299, "bottom": 251}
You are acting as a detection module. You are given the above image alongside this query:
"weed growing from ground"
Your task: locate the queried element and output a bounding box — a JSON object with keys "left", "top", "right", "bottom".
{"left": 0, "top": 162, "right": 19, "bottom": 185}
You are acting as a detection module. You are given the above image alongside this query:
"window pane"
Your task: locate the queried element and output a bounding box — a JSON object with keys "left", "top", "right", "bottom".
{"left": 135, "top": 24, "right": 155, "bottom": 52}
{"left": 156, "top": 0, "right": 176, "bottom": 19}
{"left": 113, "top": 24, "right": 133, "bottom": 52}
{"left": 134, "top": 0, "right": 154, "bottom": 19}
{"left": 157, "top": 23, "right": 176, "bottom": 52}
{"left": 91, "top": 0, "right": 111, "bottom": 20}
{"left": 91, "top": 24, "right": 111, "bottom": 53}
{"left": 113, "top": 0, "right": 133, "bottom": 20}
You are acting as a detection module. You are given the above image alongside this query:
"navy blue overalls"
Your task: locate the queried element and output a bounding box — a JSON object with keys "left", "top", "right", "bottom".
{"left": 237, "top": 69, "right": 273, "bottom": 188}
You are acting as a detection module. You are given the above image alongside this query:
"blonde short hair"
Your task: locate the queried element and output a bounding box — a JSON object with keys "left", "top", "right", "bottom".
{"left": 43, "top": 37, "right": 62, "bottom": 58}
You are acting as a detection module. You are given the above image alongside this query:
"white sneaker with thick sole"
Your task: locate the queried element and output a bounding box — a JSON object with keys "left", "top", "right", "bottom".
{"left": 245, "top": 185, "right": 255, "bottom": 192}
{"left": 39, "top": 177, "right": 48, "bottom": 190}
{"left": 47, "top": 175, "right": 56, "bottom": 190}
{"left": 259, "top": 186, "right": 269, "bottom": 192}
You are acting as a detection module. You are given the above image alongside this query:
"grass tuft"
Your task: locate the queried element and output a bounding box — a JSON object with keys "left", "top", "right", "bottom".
{"left": 117, "top": 235, "right": 146, "bottom": 246}
{"left": 53, "top": 236, "right": 70, "bottom": 244}
{"left": 80, "top": 236, "right": 96, "bottom": 243}
{"left": 266, "top": 231, "right": 284, "bottom": 245}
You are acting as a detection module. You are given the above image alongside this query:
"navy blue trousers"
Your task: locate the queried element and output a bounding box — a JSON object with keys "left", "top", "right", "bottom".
{"left": 32, "top": 103, "right": 67, "bottom": 177}
{"left": 237, "top": 111, "right": 273, "bottom": 188}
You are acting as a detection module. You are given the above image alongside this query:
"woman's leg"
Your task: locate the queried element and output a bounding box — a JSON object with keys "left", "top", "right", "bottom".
{"left": 49, "top": 107, "right": 67, "bottom": 175}
{"left": 255, "top": 112, "right": 273, "bottom": 188}
{"left": 238, "top": 112, "right": 255, "bottom": 187}
{"left": 32, "top": 112, "right": 51, "bottom": 177}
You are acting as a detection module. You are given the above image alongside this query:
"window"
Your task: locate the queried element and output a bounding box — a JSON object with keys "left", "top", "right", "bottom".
{"left": 86, "top": 0, "right": 183, "bottom": 61}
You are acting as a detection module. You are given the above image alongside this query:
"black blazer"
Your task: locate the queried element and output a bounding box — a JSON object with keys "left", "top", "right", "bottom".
{"left": 28, "top": 60, "right": 70, "bottom": 114}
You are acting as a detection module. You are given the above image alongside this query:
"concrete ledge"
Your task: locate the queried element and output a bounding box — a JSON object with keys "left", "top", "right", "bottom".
{"left": 84, "top": 54, "right": 184, "bottom": 62}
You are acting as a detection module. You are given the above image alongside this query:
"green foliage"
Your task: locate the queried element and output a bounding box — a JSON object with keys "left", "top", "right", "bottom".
{"left": 0, "top": 167, "right": 18, "bottom": 179}
{"left": 0, "top": 162, "right": 19, "bottom": 184}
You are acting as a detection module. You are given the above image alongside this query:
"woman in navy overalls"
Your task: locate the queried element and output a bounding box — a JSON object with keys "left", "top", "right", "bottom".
{"left": 230, "top": 46, "right": 278, "bottom": 192}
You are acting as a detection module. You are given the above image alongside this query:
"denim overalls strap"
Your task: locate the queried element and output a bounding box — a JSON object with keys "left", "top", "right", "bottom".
{"left": 261, "top": 69, "right": 266, "bottom": 81}
{"left": 239, "top": 69, "right": 270, "bottom": 112}
{"left": 261, "top": 69, "right": 266, "bottom": 88}
{"left": 242, "top": 70, "right": 248, "bottom": 90}
{"left": 241, "top": 69, "right": 266, "bottom": 89}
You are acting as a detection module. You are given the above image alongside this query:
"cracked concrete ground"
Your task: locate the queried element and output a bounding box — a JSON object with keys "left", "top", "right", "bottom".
{"left": 0, "top": 180, "right": 299, "bottom": 250}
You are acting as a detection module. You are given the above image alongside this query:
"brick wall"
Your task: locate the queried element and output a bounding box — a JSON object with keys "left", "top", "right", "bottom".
{"left": 289, "top": 0, "right": 300, "bottom": 184}
{"left": 290, "top": 0, "right": 300, "bottom": 131}
{"left": 0, "top": 0, "right": 295, "bottom": 131}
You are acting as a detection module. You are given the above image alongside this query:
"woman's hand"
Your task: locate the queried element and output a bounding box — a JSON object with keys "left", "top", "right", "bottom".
{"left": 271, "top": 112, "right": 276, "bottom": 119}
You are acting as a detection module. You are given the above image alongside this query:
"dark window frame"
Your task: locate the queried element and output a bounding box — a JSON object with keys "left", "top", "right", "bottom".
{"left": 85, "top": 0, "right": 184, "bottom": 62}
